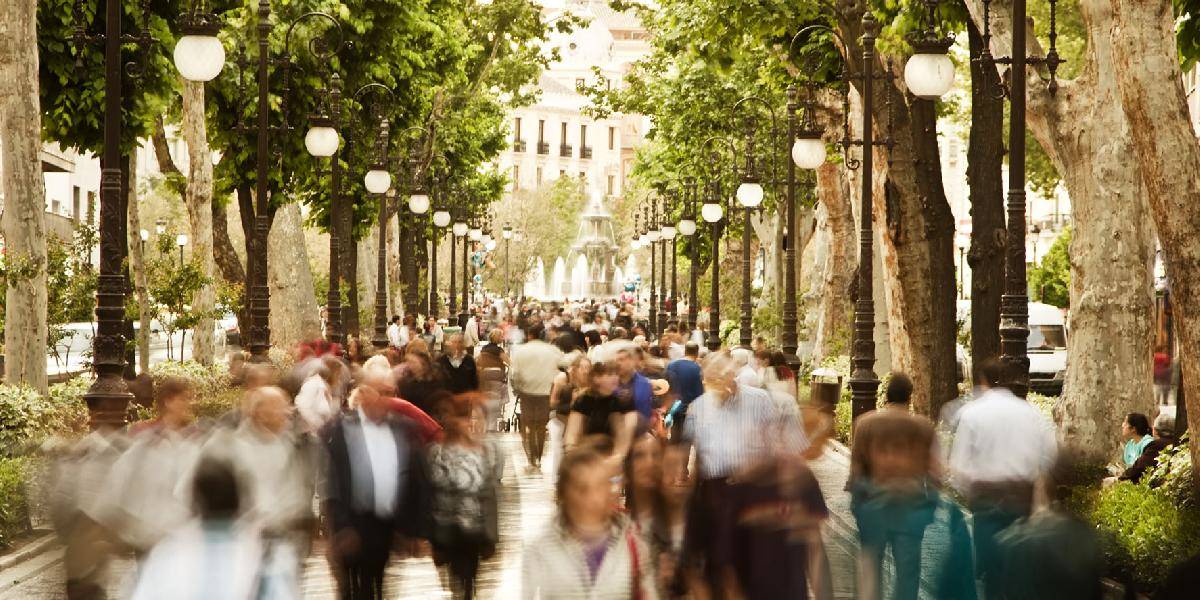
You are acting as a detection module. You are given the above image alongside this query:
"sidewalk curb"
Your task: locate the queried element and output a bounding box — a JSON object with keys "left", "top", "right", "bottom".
{"left": 0, "top": 532, "right": 56, "bottom": 572}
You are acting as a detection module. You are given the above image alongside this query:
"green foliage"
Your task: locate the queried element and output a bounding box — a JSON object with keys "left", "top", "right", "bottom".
{"left": 1029, "top": 227, "right": 1071, "bottom": 308}
{"left": 1144, "top": 434, "right": 1196, "bottom": 509}
{"left": 484, "top": 177, "right": 588, "bottom": 293}
{"left": 0, "top": 457, "right": 33, "bottom": 548}
{"left": 0, "top": 381, "right": 90, "bottom": 457}
{"left": 1090, "top": 481, "right": 1200, "bottom": 589}
{"left": 140, "top": 232, "right": 223, "bottom": 357}
{"left": 1027, "top": 392, "right": 1057, "bottom": 421}
{"left": 46, "top": 224, "right": 100, "bottom": 365}
{"left": 149, "top": 360, "right": 230, "bottom": 398}
{"left": 752, "top": 300, "right": 782, "bottom": 344}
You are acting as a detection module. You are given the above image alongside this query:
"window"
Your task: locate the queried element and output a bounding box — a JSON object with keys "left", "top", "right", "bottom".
{"left": 538, "top": 120, "right": 545, "bottom": 143}
{"left": 608, "top": 127, "right": 616, "bottom": 150}
{"left": 559, "top": 169, "right": 566, "bottom": 178}
{"left": 72, "top": 186, "right": 81, "bottom": 221}
{"left": 514, "top": 117, "right": 523, "bottom": 141}
{"left": 580, "top": 124, "right": 588, "bottom": 147}
{"left": 51, "top": 198, "right": 61, "bottom": 215}
{"left": 579, "top": 171, "right": 586, "bottom": 181}
{"left": 607, "top": 175, "right": 615, "bottom": 196}
{"left": 513, "top": 166, "right": 520, "bottom": 191}
{"left": 560, "top": 122, "right": 568, "bottom": 143}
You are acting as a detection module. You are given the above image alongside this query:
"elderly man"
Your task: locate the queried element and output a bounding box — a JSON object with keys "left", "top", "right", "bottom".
{"left": 509, "top": 326, "right": 564, "bottom": 471}
{"left": 323, "top": 383, "right": 431, "bottom": 599}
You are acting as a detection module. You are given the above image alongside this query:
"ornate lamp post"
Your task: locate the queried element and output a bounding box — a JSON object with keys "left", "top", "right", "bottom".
{"left": 431, "top": 181, "right": 452, "bottom": 319}
{"left": 699, "top": 136, "right": 737, "bottom": 352}
{"left": 646, "top": 201, "right": 659, "bottom": 336}
{"left": 503, "top": 224, "right": 514, "bottom": 298}
{"left": 462, "top": 213, "right": 479, "bottom": 325}
{"left": 977, "top": 0, "right": 1062, "bottom": 395}
{"left": 730, "top": 97, "right": 776, "bottom": 349}
{"left": 450, "top": 209, "right": 468, "bottom": 320}
{"left": 304, "top": 71, "right": 346, "bottom": 345}
{"left": 663, "top": 192, "right": 678, "bottom": 325}
{"left": 405, "top": 159, "right": 432, "bottom": 317}
{"left": 74, "top": 0, "right": 221, "bottom": 425}
{"left": 679, "top": 179, "right": 699, "bottom": 332}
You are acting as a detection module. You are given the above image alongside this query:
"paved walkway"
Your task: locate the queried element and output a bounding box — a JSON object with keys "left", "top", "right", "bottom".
{"left": 1, "top": 435, "right": 913, "bottom": 599}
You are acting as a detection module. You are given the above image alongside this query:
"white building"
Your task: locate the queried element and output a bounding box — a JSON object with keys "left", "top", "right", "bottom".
{"left": 0, "top": 140, "right": 100, "bottom": 249}
{"left": 496, "top": 0, "right": 652, "bottom": 202}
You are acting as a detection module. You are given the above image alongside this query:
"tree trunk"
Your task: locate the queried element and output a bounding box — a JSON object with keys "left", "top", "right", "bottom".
{"left": 357, "top": 226, "right": 379, "bottom": 334}
{"left": 180, "top": 79, "right": 216, "bottom": 365}
{"left": 964, "top": 0, "right": 1156, "bottom": 463}
{"left": 388, "top": 211, "right": 401, "bottom": 316}
{"left": 268, "top": 202, "right": 321, "bottom": 348}
{"left": 835, "top": 2, "right": 959, "bottom": 417}
{"left": 212, "top": 199, "right": 245, "bottom": 286}
{"left": 1108, "top": 0, "right": 1200, "bottom": 481}
{"left": 0, "top": 0, "right": 47, "bottom": 392}
{"left": 966, "top": 19, "right": 1006, "bottom": 371}
{"left": 812, "top": 161, "right": 856, "bottom": 362}
{"left": 126, "top": 157, "right": 151, "bottom": 374}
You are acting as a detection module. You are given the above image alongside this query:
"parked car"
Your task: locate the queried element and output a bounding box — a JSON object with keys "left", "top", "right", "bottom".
{"left": 1027, "top": 302, "right": 1067, "bottom": 396}
{"left": 218, "top": 313, "right": 240, "bottom": 347}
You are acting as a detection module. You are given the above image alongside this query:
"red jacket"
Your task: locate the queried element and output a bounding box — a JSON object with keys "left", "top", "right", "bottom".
{"left": 388, "top": 397, "right": 443, "bottom": 445}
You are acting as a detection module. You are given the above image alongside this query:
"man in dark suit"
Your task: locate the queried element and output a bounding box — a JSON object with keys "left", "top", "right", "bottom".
{"left": 322, "top": 383, "right": 430, "bottom": 600}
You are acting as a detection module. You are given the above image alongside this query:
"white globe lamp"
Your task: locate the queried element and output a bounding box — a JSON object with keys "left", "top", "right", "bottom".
{"left": 661, "top": 225, "right": 677, "bottom": 240}
{"left": 433, "top": 210, "right": 452, "bottom": 228}
{"left": 701, "top": 202, "right": 724, "bottom": 223}
{"left": 363, "top": 168, "right": 391, "bottom": 194}
{"left": 736, "top": 181, "right": 764, "bottom": 208}
{"left": 304, "top": 121, "right": 339, "bottom": 157}
{"left": 679, "top": 219, "right": 697, "bottom": 236}
{"left": 453, "top": 222, "right": 469, "bottom": 237}
{"left": 408, "top": 193, "right": 430, "bottom": 214}
{"left": 791, "top": 134, "right": 827, "bottom": 170}
{"left": 904, "top": 49, "right": 955, "bottom": 100}
{"left": 485, "top": 239, "right": 498, "bottom": 251}
{"left": 469, "top": 227, "right": 483, "bottom": 241}
{"left": 174, "top": 33, "right": 225, "bottom": 82}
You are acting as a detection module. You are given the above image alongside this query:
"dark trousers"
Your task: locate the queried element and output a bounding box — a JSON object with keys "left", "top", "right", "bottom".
{"left": 967, "top": 481, "right": 1034, "bottom": 600}
{"left": 518, "top": 394, "right": 549, "bottom": 467}
{"left": 435, "top": 538, "right": 488, "bottom": 600}
{"left": 336, "top": 515, "right": 395, "bottom": 600}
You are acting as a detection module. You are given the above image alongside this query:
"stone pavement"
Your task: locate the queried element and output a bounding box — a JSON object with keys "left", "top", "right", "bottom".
{"left": 1, "top": 434, "right": 947, "bottom": 599}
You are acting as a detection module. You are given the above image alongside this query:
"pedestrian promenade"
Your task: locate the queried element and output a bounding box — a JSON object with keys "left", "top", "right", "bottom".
{"left": 1, "top": 434, "right": 943, "bottom": 599}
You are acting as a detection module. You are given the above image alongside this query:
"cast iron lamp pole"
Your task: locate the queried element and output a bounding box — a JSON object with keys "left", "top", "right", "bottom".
{"left": 978, "top": 0, "right": 1063, "bottom": 395}
{"left": 679, "top": 179, "right": 699, "bottom": 332}
{"left": 664, "top": 192, "right": 678, "bottom": 325}
{"left": 699, "top": 136, "right": 738, "bottom": 351}
{"left": 461, "top": 212, "right": 475, "bottom": 326}
{"left": 658, "top": 195, "right": 668, "bottom": 335}
{"left": 450, "top": 208, "right": 467, "bottom": 320}
{"left": 405, "top": 159, "right": 432, "bottom": 318}
{"left": 431, "top": 181, "right": 452, "bottom": 319}
{"left": 730, "top": 97, "right": 774, "bottom": 349}
{"left": 503, "top": 224, "right": 514, "bottom": 298}
{"left": 647, "top": 201, "right": 658, "bottom": 337}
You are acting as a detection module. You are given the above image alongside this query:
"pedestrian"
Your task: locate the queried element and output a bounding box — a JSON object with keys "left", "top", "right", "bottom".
{"left": 510, "top": 327, "right": 564, "bottom": 472}
{"left": 730, "top": 347, "right": 763, "bottom": 389}
{"left": 625, "top": 433, "right": 665, "bottom": 534}
{"left": 395, "top": 348, "right": 447, "bottom": 418}
{"left": 439, "top": 333, "right": 480, "bottom": 394}
{"left": 663, "top": 342, "right": 704, "bottom": 437}
{"left": 564, "top": 361, "right": 638, "bottom": 464}
{"left": 427, "top": 393, "right": 503, "bottom": 599}
{"left": 322, "top": 383, "right": 431, "bottom": 600}
{"left": 295, "top": 356, "right": 342, "bottom": 434}
{"left": 650, "top": 441, "right": 695, "bottom": 599}
{"left": 681, "top": 351, "right": 826, "bottom": 600}
{"left": 949, "top": 358, "right": 1057, "bottom": 599}
{"left": 387, "top": 315, "right": 404, "bottom": 349}
{"left": 614, "top": 346, "right": 654, "bottom": 420}
{"left": 476, "top": 328, "right": 510, "bottom": 432}
{"left": 550, "top": 354, "right": 592, "bottom": 474}
{"left": 848, "top": 373, "right": 939, "bottom": 600}
{"left": 521, "top": 443, "right": 660, "bottom": 599}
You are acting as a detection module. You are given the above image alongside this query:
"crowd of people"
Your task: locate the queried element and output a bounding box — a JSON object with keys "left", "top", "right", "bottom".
{"left": 43, "top": 296, "right": 1195, "bottom": 599}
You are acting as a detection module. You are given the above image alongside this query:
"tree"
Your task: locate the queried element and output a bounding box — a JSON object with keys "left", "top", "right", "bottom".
{"left": 1029, "top": 228, "right": 1070, "bottom": 309}
{"left": 180, "top": 78, "right": 216, "bottom": 364}
{"left": 2, "top": 0, "right": 49, "bottom": 392}
{"left": 45, "top": 225, "right": 99, "bottom": 369}
{"left": 144, "top": 233, "right": 217, "bottom": 360}
{"left": 963, "top": 0, "right": 1156, "bottom": 465}
{"left": 476, "top": 177, "right": 588, "bottom": 295}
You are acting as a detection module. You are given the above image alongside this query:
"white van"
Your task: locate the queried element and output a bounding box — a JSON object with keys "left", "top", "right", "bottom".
{"left": 1027, "top": 302, "right": 1068, "bottom": 395}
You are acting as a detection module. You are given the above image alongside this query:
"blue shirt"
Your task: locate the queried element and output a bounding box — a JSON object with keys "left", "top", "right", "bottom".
{"left": 618, "top": 372, "right": 654, "bottom": 419}
{"left": 1123, "top": 435, "right": 1153, "bottom": 467}
{"left": 665, "top": 358, "right": 704, "bottom": 407}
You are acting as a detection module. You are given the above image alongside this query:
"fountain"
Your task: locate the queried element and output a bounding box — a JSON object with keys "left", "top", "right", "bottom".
{"left": 570, "top": 255, "right": 589, "bottom": 299}
{"left": 525, "top": 256, "right": 546, "bottom": 299}
{"left": 550, "top": 256, "right": 566, "bottom": 300}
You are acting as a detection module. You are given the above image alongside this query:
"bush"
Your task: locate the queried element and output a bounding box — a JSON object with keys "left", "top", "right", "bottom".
{"left": 1143, "top": 434, "right": 1195, "bottom": 509}
{"left": 1090, "top": 481, "right": 1200, "bottom": 590}
{"left": 0, "top": 456, "right": 32, "bottom": 548}
{"left": 149, "top": 360, "right": 230, "bottom": 398}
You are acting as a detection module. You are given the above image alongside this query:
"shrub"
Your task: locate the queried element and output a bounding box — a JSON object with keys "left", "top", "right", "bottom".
{"left": 149, "top": 360, "right": 230, "bottom": 398}
{"left": 0, "top": 456, "right": 32, "bottom": 548}
{"left": 1027, "top": 392, "right": 1056, "bottom": 421}
{"left": 1143, "top": 434, "right": 1195, "bottom": 509}
{"left": 1090, "top": 481, "right": 1200, "bottom": 590}
{"left": 46, "top": 377, "right": 91, "bottom": 437}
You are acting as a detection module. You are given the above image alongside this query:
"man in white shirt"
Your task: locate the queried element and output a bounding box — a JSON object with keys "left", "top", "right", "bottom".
{"left": 731, "top": 347, "right": 764, "bottom": 388}
{"left": 510, "top": 329, "right": 565, "bottom": 471}
{"left": 386, "top": 315, "right": 403, "bottom": 348}
{"left": 949, "top": 358, "right": 1057, "bottom": 598}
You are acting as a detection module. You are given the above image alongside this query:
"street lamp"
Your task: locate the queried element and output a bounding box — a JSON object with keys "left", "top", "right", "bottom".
{"left": 903, "top": 0, "right": 956, "bottom": 100}
{"left": 700, "top": 135, "right": 738, "bottom": 352}
{"left": 399, "top": 136, "right": 431, "bottom": 318}
{"left": 450, "top": 210, "right": 468, "bottom": 320}
{"left": 679, "top": 179, "right": 699, "bottom": 332}
{"left": 176, "top": 233, "right": 189, "bottom": 265}
{"left": 979, "top": 0, "right": 1064, "bottom": 395}
{"left": 155, "top": 219, "right": 167, "bottom": 236}
{"left": 662, "top": 192, "right": 678, "bottom": 325}
{"left": 730, "top": 96, "right": 779, "bottom": 349}
{"left": 139, "top": 229, "right": 149, "bottom": 256}
{"left": 503, "top": 224, "right": 513, "bottom": 298}
{"left": 174, "top": 3, "right": 225, "bottom": 83}
{"left": 76, "top": 0, "right": 207, "bottom": 425}
{"left": 305, "top": 71, "right": 347, "bottom": 345}
{"left": 645, "top": 200, "right": 659, "bottom": 336}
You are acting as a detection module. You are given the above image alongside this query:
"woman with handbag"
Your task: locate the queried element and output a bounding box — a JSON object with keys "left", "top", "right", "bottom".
{"left": 427, "top": 392, "right": 504, "bottom": 599}
{"left": 522, "top": 442, "right": 660, "bottom": 599}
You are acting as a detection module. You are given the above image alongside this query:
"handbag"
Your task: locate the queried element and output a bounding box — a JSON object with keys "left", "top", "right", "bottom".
{"left": 626, "top": 530, "right": 644, "bottom": 600}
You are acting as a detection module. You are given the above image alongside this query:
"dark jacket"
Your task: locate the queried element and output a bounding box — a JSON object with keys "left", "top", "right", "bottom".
{"left": 1119, "top": 436, "right": 1176, "bottom": 483}
{"left": 320, "top": 411, "right": 431, "bottom": 539}
{"left": 438, "top": 354, "right": 479, "bottom": 394}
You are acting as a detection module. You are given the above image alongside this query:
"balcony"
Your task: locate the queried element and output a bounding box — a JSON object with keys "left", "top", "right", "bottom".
{"left": 537, "top": 141, "right": 550, "bottom": 155}
{"left": 560, "top": 144, "right": 573, "bottom": 158}
{"left": 514, "top": 139, "right": 527, "bottom": 152}
{"left": 580, "top": 146, "right": 593, "bottom": 159}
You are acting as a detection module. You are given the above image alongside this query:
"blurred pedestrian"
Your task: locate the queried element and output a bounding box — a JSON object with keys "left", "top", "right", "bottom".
{"left": 521, "top": 444, "right": 660, "bottom": 599}
{"left": 949, "top": 358, "right": 1057, "bottom": 599}
{"left": 396, "top": 349, "right": 447, "bottom": 418}
{"left": 550, "top": 354, "right": 591, "bottom": 474}
{"left": 439, "top": 333, "right": 480, "bottom": 394}
{"left": 427, "top": 393, "right": 503, "bottom": 599}
{"left": 510, "top": 327, "right": 564, "bottom": 472}
{"left": 663, "top": 343, "right": 703, "bottom": 437}
{"left": 322, "top": 383, "right": 431, "bottom": 599}
{"left": 295, "top": 356, "right": 343, "bottom": 434}
{"left": 848, "top": 374, "right": 938, "bottom": 600}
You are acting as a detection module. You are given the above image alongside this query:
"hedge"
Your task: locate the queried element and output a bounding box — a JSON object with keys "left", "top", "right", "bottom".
{"left": 1090, "top": 480, "right": 1200, "bottom": 590}
{"left": 0, "top": 456, "right": 33, "bottom": 548}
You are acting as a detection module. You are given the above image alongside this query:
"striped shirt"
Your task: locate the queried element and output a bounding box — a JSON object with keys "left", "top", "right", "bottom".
{"left": 683, "top": 383, "right": 810, "bottom": 479}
